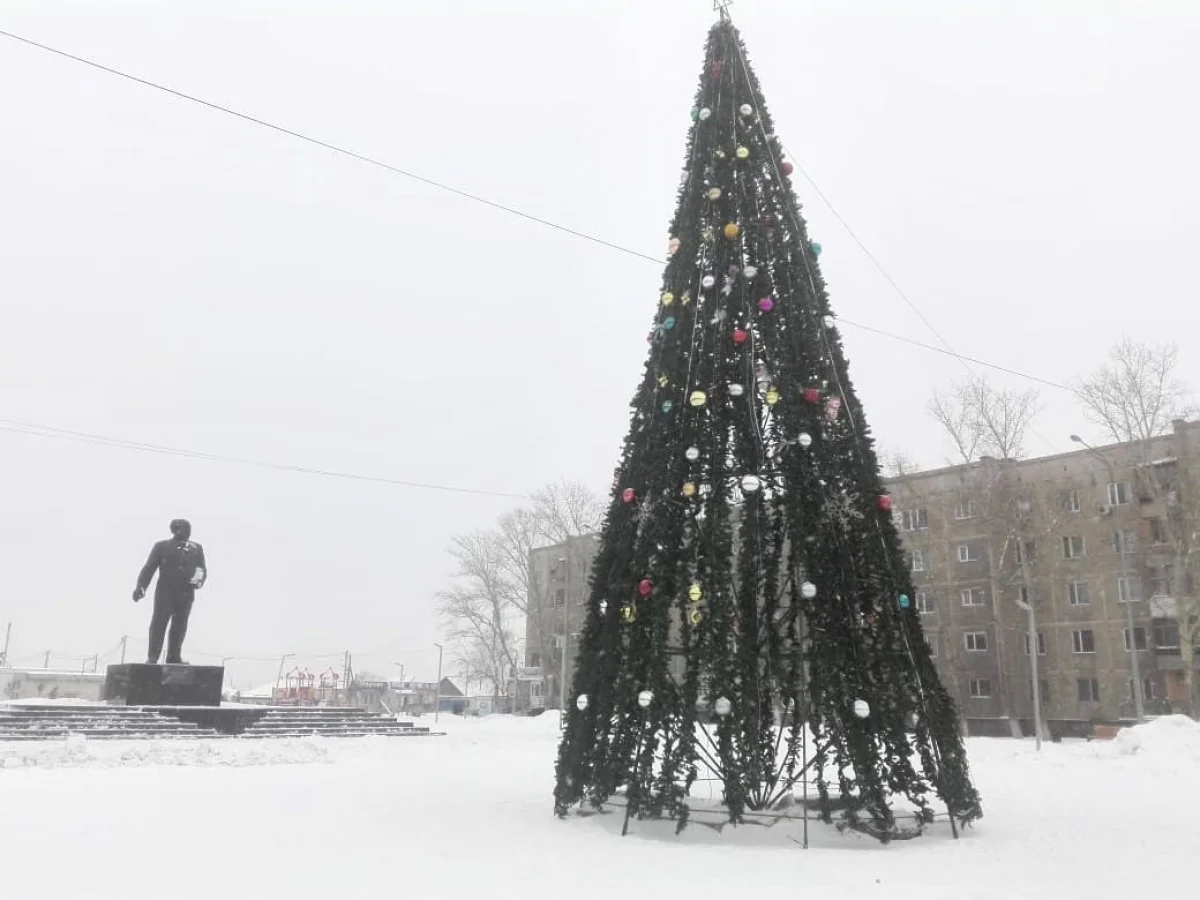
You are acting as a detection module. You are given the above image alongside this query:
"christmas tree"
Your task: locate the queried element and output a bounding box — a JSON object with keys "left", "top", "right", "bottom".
{"left": 553, "top": 10, "right": 982, "bottom": 842}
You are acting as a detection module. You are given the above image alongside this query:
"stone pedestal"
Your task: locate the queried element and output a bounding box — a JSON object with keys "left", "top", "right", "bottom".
{"left": 104, "top": 664, "right": 224, "bottom": 707}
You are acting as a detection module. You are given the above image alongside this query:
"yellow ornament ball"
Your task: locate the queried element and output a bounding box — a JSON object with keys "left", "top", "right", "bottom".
{"left": 658, "top": 375, "right": 670, "bottom": 387}
{"left": 765, "top": 386, "right": 781, "bottom": 406}
{"left": 690, "top": 610, "right": 704, "bottom": 625}
{"left": 724, "top": 223, "right": 740, "bottom": 239}
{"left": 621, "top": 604, "right": 637, "bottom": 623}
{"left": 736, "top": 146, "right": 750, "bottom": 159}
{"left": 682, "top": 481, "right": 697, "bottom": 497}
{"left": 689, "top": 390, "right": 707, "bottom": 407}
{"left": 707, "top": 187, "right": 722, "bottom": 201}
{"left": 662, "top": 291, "right": 675, "bottom": 306}
{"left": 688, "top": 584, "right": 703, "bottom": 603}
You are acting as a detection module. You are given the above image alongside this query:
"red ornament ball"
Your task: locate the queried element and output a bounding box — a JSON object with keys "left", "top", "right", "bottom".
{"left": 710, "top": 61, "right": 724, "bottom": 78}
{"left": 781, "top": 161, "right": 795, "bottom": 176}
{"left": 732, "top": 328, "right": 749, "bottom": 345}
{"left": 877, "top": 495, "right": 894, "bottom": 512}
{"left": 803, "top": 387, "right": 821, "bottom": 404}
{"left": 638, "top": 578, "right": 654, "bottom": 597}
{"left": 621, "top": 488, "right": 636, "bottom": 504}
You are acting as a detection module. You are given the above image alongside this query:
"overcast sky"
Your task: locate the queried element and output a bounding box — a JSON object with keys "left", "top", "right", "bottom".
{"left": 1, "top": 1, "right": 1197, "bottom": 689}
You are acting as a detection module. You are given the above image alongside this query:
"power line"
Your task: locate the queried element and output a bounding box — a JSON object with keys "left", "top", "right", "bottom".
{"left": 0, "top": 420, "right": 529, "bottom": 500}
{"left": 0, "top": 25, "right": 1074, "bottom": 396}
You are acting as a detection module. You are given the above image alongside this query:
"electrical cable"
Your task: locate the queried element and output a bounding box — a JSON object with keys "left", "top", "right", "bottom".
{"left": 0, "top": 25, "right": 1073, "bottom": 396}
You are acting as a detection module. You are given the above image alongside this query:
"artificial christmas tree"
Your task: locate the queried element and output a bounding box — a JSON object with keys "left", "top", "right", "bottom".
{"left": 553, "top": 9, "right": 982, "bottom": 843}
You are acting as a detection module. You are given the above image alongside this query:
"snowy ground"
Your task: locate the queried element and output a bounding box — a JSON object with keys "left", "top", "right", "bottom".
{"left": 1, "top": 713, "right": 1196, "bottom": 900}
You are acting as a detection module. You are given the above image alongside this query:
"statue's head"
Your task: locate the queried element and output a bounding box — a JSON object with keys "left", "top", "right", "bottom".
{"left": 169, "top": 519, "right": 192, "bottom": 541}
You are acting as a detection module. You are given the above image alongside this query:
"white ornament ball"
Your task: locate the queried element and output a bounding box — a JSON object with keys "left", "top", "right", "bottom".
{"left": 739, "top": 103, "right": 753, "bottom": 116}
{"left": 599, "top": 599, "right": 608, "bottom": 615}
{"left": 741, "top": 474, "right": 762, "bottom": 493}
{"left": 907, "top": 712, "right": 920, "bottom": 728}
{"left": 744, "top": 265, "right": 758, "bottom": 278}
{"left": 853, "top": 699, "right": 871, "bottom": 719}
{"left": 637, "top": 690, "right": 654, "bottom": 708}
{"left": 729, "top": 383, "right": 745, "bottom": 397}
{"left": 699, "top": 108, "right": 712, "bottom": 121}
{"left": 576, "top": 694, "right": 589, "bottom": 711}
{"left": 823, "top": 314, "right": 835, "bottom": 328}
{"left": 714, "top": 696, "right": 732, "bottom": 716}
{"left": 685, "top": 446, "right": 700, "bottom": 461}
{"left": 798, "top": 432, "right": 813, "bottom": 448}
{"left": 800, "top": 581, "right": 817, "bottom": 599}
{"left": 702, "top": 275, "right": 716, "bottom": 288}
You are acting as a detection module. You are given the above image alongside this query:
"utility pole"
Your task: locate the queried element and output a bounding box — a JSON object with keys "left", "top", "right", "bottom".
{"left": 119, "top": 635, "right": 128, "bottom": 665}
{"left": 1, "top": 622, "right": 11, "bottom": 668}
{"left": 43, "top": 650, "right": 50, "bottom": 669}
{"left": 433, "top": 642, "right": 444, "bottom": 723}
{"left": 1014, "top": 537, "right": 1043, "bottom": 750}
{"left": 561, "top": 542, "right": 570, "bottom": 711}
{"left": 275, "top": 652, "right": 294, "bottom": 699}
{"left": 1071, "top": 435, "right": 1145, "bottom": 723}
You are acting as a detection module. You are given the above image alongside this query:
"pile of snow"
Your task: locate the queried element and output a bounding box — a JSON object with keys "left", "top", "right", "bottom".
{"left": 1, "top": 697, "right": 106, "bottom": 707}
{"left": 0, "top": 735, "right": 332, "bottom": 769}
{"left": 1108, "top": 714, "right": 1200, "bottom": 759}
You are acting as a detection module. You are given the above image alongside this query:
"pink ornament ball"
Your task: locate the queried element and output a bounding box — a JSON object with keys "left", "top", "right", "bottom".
{"left": 732, "top": 328, "right": 749, "bottom": 346}
{"left": 758, "top": 296, "right": 775, "bottom": 312}
{"left": 622, "top": 488, "right": 636, "bottom": 504}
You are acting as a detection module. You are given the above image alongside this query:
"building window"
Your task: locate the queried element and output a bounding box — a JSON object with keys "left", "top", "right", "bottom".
{"left": 1060, "top": 489, "right": 1081, "bottom": 513}
{"left": 1117, "top": 576, "right": 1141, "bottom": 604}
{"left": 1013, "top": 540, "right": 1036, "bottom": 564}
{"left": 899, "top": 508, "right": 928, "bottom": 531}
{"left": 1113, "top": 529, "right": 1137, "bottom": 555}
{"left": 526, "top": 652, "right": 542, "bottom": 668}
{"left": 960, "top": 587, "right": 987, "bottom": 607}
{"left": 910, "top": 549, "right": 925, "bottom": 572}
{"left": 957, "top": 543, "right": 980, "bottom": 563}
{"left": 554, "top": 589, "right": 566, "bottom": 608}
{"left": 1062, "top": 536, "right": 1085, "bottom": 560}
{"left": 1071, "top": 629, "right": 1096, "bottom": 654}
{"left": 927, "top": 635, "right": 938, "bottom": 658}
{"left": 1129, "top": 678, "right": 1156, "bottom": 701}
{"left": 954, "top": 498, "right": 977, "bottom": 520}
{"left": 915, "top": 591, "right": 933, "bottom": 614}
{"left": 1022, "top": 632, "right": 1047, "bottom": 655}
{"left": 1149, "top": 517, "right": 1170, "bottom": 545}
{"left": 1153, "top": 620, "right": 1180, "bottom": 650}
{"left": 1123, "top": 627, "right": 1148, "bottom": 651}
{"left": 1028, "top": 679, "right": 1050, "bottom": 702}
{"left": 1067, "top": 580, "right": 1090, "bottom": 606}
{"left": 1150, "top": 566, "right": 1172, "bottom": 597}
{"left": 964, "top": 631, "right": 988, "bottom": 652}
{"left": 1077, "top": 677, "right": 1101, "bottom": 703}
{"left": 968, "top": 678, "right": 992, "bottom": 699}
{"left": 1107, "top": 481, "right": 1131, "bottom": 506}
{"left": 1016, "top": 585, "right": 1031, "bottom": 606}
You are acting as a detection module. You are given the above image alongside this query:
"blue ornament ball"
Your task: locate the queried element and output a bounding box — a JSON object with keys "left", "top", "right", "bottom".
{"left": 811, "top": 242, "right": 823, "bottom": 257}
{"left": 690, "top": 107, "right": 700, "bottom": 121}
{"left": 663, "top": 316, "right": 676, "bottom": 331}
{"left": 661, "top": 400, "right": 674, "bottom": 413}
{"left": 898, "top": 594, "right": 911, "bottom": 609}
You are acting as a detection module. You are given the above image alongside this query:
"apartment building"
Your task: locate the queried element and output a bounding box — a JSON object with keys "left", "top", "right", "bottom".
{"left": 526, "top": 420, "right": 1199, "bottom": 727}
{"left": 525, "top": 533, "right": 600, "bottom": 709}
{"left": 889, "top": 419, "right": 1199, "bottom": 735}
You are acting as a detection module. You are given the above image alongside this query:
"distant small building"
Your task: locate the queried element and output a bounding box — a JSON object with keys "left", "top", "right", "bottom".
{"left": 437, "top": 676, "right": 466, "bottom": 715}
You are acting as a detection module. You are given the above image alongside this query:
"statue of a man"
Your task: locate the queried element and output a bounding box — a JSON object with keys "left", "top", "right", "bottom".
{"left": 133, "top": 518, "right": 207, "bottom": 665}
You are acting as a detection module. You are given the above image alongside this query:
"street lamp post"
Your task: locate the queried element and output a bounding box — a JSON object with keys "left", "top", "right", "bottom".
{"left": 433, "top": 643, "right": 444, "bottom": 723}
{"left": 1071, "top": 434, "right": 1146, "bottom": 723}
{"left": 275, "top": 653, "right": 294, "bottom": 698}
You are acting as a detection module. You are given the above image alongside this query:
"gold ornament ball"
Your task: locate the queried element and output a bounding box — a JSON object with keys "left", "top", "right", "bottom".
{"left": 658, "top": 375, "right": 669, "bottom": 387}
{"left": 736, "top": 146, "right": 750, "bottom": 159}
{"left": 707, "top": 187, "right": 722, "bottom": 200}
{"left": 621, "top": 604, "right": 637, "bottom": 623}
{"left": 689, "top": 390, "right": 707, "bottom": 407}
{"left": 724, "top": 223, "right": 740, "bottom": 239}
{"left": 765, "top": 387, "right": 781, "bottom": 406}
{"left": 688, "top": 584, "right": 703, "bottom": 602}
{"left": 661, "top": 291, "right": 675, "bottom": 306}
{"left": 689, "top": 610, "right": 703, "bottom": 625}
{"left": 682, "top": 481, "right": 697, "bottom": 497}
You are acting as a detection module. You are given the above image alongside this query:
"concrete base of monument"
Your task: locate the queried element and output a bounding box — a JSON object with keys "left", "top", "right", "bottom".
{"left": 104, "top": 663, "right": 224, "bottom": 707}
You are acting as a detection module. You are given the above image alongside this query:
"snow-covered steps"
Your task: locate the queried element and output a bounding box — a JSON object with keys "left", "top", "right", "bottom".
{"left": 0, "top": 703, "right": 445, "bottom": 741}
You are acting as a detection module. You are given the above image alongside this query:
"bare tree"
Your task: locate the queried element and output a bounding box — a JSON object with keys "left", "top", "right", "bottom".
{"left": 878, "top": 446, "right": 922, "bottom": 478}
{"left": 1075, "top": 339, "right": 1199, "bottom": 717}
{"left": 929, "top": 376, "right": 1041, "bottom": 464}
{"left": 439, "top": 480, "right": 602, "bottom": 710}
{"left": 926, "top": 379, "right": 1042, "bottom": 737}
{"left": 437, "top": 531, "right": 522, "bottom": 702}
